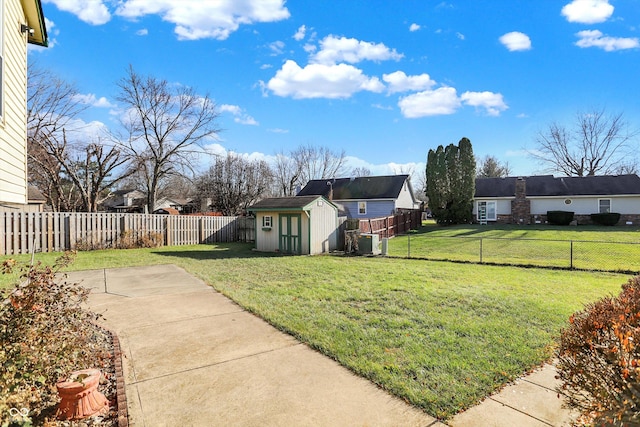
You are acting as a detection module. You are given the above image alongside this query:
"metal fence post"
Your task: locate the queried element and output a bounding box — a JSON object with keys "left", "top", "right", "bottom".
{"left": 570, "top": 240, "right": 573, "bottom": 269}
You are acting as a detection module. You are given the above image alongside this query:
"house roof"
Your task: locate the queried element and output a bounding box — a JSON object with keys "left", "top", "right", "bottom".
{"left": 297, "top": 175, "right": 411, "bottom": 200}
{"left": 22, "top": 0, "right": 48, "bottom": 47}
{"left": 475, "top": 174, "right": 640, "bottom": 198}
{"left": 248, "top": 196, "right": 334, "bottom": 211}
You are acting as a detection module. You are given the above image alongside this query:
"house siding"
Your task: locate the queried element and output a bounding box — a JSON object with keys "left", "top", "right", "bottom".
{"left": 0, "top": 0, "right": 29, "bottom": 206}
{"left": 339, "top": 199, "right": 396, "bottom": 219}
{"left": 530, "top": 196, "right": 640, "bottom": 216}
{"left": 394, "top": 182, "right": 418, "bottom": 210}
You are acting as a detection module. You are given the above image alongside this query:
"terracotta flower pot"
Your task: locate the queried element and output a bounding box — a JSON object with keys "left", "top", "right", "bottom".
{"left": 56, "top": 368, "right": 109, "bottom": 420}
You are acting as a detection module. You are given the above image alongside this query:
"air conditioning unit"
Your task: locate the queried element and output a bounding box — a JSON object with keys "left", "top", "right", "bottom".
{"left": 358, "top": 233, "right": 380, "bottom": 255}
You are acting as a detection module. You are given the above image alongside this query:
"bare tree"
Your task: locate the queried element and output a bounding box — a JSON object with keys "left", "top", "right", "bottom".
{"left": 477, "top": 155, "right": 511, "bottom": 178}
{"left": 531, "top": 109, "right": 638, "bottom": 176}
{"left": 114, "top": 65, "right": 221, "bottom": 212}
{"left": 27, "top": 64, "right": 131, "bottom": 211}
{"left": 292, "top": 144, "right": 347, "bottom": 185}
{"left": 196, "top": 153, "right": 273, "bottom": 215}
{"left": 351, "top": 167, "right": 371, "bottom": 177}
{"left": 271, "top": 144, "right": 347, "bottom": 196}
{"left": 273, "top": 151, "right": 302, "bottom": 196}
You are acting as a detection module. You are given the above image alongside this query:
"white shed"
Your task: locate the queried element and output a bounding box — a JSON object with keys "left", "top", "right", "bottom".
{"left": 248, "top": 196, "right": 338, "bottom": 255}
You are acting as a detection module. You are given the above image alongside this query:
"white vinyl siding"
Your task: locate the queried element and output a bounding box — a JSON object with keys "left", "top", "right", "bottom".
{"left": 0, "top": 0, "right": 29, "bottom": 205}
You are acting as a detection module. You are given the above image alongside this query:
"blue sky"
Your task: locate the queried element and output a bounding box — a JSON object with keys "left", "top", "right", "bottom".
{"left": 32, "top": 0, "right": 640, "bottom": 179}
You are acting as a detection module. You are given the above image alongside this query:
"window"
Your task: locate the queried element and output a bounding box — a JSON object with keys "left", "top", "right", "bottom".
{"left": 599, "top": 199, "right": 611, "bottom": 214}
{"left": 477, "top": 201, "right": 497, "bottom": 221}
{"left": 262, "top": 215, "right": 272, "bottom": 228}
{"left": 358, "top": 201, "right": 367, "bottom": 215}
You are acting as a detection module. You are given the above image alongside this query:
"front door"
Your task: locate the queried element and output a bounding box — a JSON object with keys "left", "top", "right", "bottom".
{"left": 279, "top": 214, "right": 302, "bottom": 254}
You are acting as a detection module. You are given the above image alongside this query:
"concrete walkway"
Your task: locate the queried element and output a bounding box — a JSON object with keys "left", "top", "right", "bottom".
{"left": 68, "top": 264, "right": 577, "bottom": 426}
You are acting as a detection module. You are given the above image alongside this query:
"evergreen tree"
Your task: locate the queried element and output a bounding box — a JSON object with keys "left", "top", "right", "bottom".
{"left": 426, "top": 137, "right": 476, "bottom": 224}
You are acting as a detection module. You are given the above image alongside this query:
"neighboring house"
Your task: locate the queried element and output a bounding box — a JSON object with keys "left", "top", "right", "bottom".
{"left": 154, "top": 196, "right": 198, "bottom": 214}
{"left": 152, "top": 207, "right": 180, "bottom": 215}
{"left": 247, "top": 195, "right": 338, "bottom": 255}
{"left": 0, "top": 0, "right": 47, "bottom": 208}
{"left": 296, "top": 174, "right": 420, "bottom": 219}
{"left": 474, "top": 174, "right": 640, "bottom": 225}
{"left": 102, "top": 189, "right": 146, "bottom": 213}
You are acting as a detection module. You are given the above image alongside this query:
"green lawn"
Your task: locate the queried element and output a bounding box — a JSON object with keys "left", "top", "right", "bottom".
{"left": 0, "top": 244, "right": 630, "bottom": 419}
{"left": 388, "top": 223, "right": 640, "bottom": 272}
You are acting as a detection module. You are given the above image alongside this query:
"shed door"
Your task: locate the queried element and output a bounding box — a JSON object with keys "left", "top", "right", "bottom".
{"left": 279, "top": 214, "right": 301, "bottom": 254}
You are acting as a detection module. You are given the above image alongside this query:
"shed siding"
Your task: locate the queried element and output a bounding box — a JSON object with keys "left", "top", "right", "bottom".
{"left": 308, "top": 199, "right": 338, "bottom": 254}
{"left": 255, "top": 212, "right": 280, "bottom": 252}
{"left": 0, "top": 0, "right": 28, "bottom": 205}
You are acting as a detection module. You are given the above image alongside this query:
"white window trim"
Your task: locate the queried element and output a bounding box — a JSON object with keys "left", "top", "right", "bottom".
{"left": 357, "top": 201, "right": 367, "bottom": 215}
{"left": 262, "top": 215, "right": 272, "bottom": 228}
{"left": 598, "top": 198, "right": 611, "bottom": 214}
{"left": 477, "top": 200, "right": 497, "bottom": 221}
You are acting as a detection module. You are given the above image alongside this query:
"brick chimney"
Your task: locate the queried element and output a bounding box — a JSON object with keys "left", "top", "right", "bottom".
{"left": 511, "top": 177, "right": 531, "bottom": 224}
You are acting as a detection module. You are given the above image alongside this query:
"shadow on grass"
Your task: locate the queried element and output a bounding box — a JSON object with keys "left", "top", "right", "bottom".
{"left": 150, "top": 242, "right": 282, "bottom": 261}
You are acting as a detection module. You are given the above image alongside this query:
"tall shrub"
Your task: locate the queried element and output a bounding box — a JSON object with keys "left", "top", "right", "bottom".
{"left": 426, "top": 137, "right": 475, "bottom": 224}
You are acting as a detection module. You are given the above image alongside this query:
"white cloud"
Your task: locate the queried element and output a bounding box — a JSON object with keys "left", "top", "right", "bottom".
{"left": 269, "top": 40, "right": 285, "bottom": 55}
{"left": 44, "top": 0, "right": 111, "bottom": 25}
{"left": 398, "top": 87, "right": 461, "bottom": 118}
{"left": 561, "top": 0, "right": 614, "bottom": 24}
{"left": 499, "top": 32, "right": 531, "bottom": 51}
{"left": 575, "top": 30, "right": 640, "bottom": 51}
{"left": 311, "top": 35, "right": 403, "bottom": 65}
{"left": 461, "top": 91, "right": 508, "bottom": 116}
{"left": 409, "top": 23, "right": 421, "bottom": 32}
{"left": 267, "top": 128, "right": 289, "bottom": 133}
{"left": 294, "top": 25, "right": 306, "bottom": 41}
{"left": 136, "top": 28, "right": 148, "bottom": 36}
{"left": 115, "top": 0, "right": 290, "bottom": 40}
{"left": 383, "top": 71, "right": 436, "bottom": 94}
{"left": 456, "top": 32, "right": 465, "bottom": 40}
{"left": 267, "top": 60, "right": 384, "bottom": 99}
{"left": 73, "top": 93, "right": 115, "bottom": 108}
{"left": 220, "top": 104, "right": 259, "bottom": 125}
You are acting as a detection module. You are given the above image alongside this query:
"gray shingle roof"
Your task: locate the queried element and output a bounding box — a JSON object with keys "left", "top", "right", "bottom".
{"left": 297, "top": 175, "right": 410, "bottom": 200}
{"left": 475, "top": 174, "right": 640, "bottom": 198}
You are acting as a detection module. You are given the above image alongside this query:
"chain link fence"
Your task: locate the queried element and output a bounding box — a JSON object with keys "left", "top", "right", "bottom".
{"left": 391, "top": 235, "right": 640, "bottom": 274}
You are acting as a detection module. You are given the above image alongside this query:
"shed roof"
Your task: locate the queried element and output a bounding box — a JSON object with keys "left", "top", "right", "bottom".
{"left": 298, "top": 175, "right": 411, "bottom": 200}
{"left": 248, "top": 196, "right": 335, "bottom": 211}
{"left": 475, "top": 174, "right": 640, "bottom": 198}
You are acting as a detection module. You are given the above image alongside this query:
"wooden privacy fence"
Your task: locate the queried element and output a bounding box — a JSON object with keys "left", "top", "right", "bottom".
{"left": 358, "top": 210, "right": 422, "bottom": 239}
{"left": 0, "top": 212, "right": 256, "bottom": 255}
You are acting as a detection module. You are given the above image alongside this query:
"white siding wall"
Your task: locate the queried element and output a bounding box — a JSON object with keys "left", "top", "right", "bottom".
{"left": 531, "top": 196, "right": 640, "bottom": 215}
{"left": 308, "top": 200, "right": 338, "bottom": 254}
{"left": 474, "top": 199, "right": 512, "bottom": 217}
{"left": 395, "top": 181, "right": 418, "bottom": 210}
{"left": 255, "top": 212, "right": 280, "bottom": 252}
{"left": 0, "top": 0, "right": 28, "bottom": 205}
